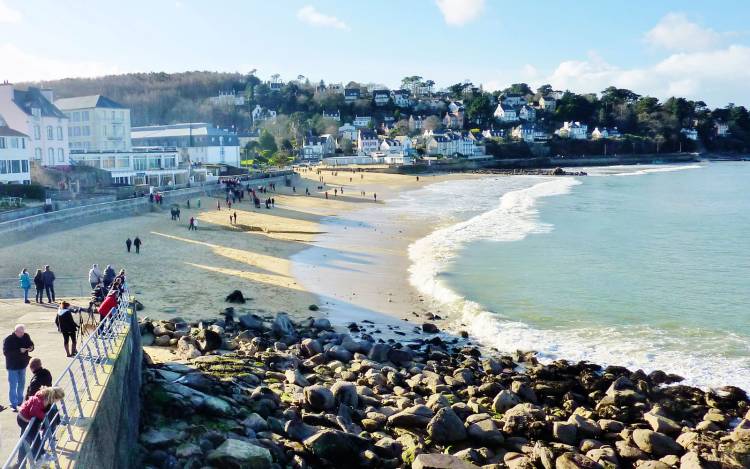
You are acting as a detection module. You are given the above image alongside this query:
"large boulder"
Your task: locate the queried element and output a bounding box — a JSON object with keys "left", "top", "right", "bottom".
{"left": 225, "top": 290, "right": 246, "bottom": 304}
{"left": 412, "top": 453, "right": 480, "bottom": 469}
{"left": 388, "top": 405, "right": 435, "bottom": 428}
{"left": 632, "top": 429, "right": 684, "bottom": 457}
{"left": 331, "top": 380, "right": 358, "bottom": 408}
{"left": 207, "top": 438, "right": 271, "bottom": 468}
{"left": 492, "top": 389, "right": 521, "bottom": 413}
{"left": 139, "top": 428, "right": 184, "bottom": 448}
{"left": 553, "top": 421, "right": 578, "bottom": 445}
{"left": 272, "top": 312, "right": 295, "bottom": 338}
{"left": 426, "top": 407, "right": 467, "bottom": 443}
{"left": 555, "top": 452, "right": 603, "bottom": 469}
{"left": 466, "top": 414, "right": 504, "bottom": 446}
{"left": 196, "top": 329, "right": 222, "bottom": 353}
{"left": 303, "top": 429, "right": 369, "bottom": 465}
{"left": 304, "top": 385, "right": 335, "bottom": 411}
{"left": 176, "top": 336, "right": 201, "bottom": 360}
{"left": 238, "top": 314, "right": 264, "bottom": 331}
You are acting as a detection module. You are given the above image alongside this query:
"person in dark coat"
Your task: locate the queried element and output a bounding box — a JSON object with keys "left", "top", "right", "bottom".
{"left": 133, "top": 236, "right": 142, "bottom": 254}
{"left": 126, "top": 238, "right": 132, "bottom": 252}
{"left": 24, "top": 358, "right": 52, "bottom": 400}
{"left": 55, "top": 302, "right": 79, "bottom": 357}
{"left": 32, "top": 269, "right": 44, "bottom": 304}
{"left": 102, "top": 265, "right": 116, "bottom": 290}
{"left": 42, "top": 265, "right": 55, "bottom": 303}
{"left": 3, "top": 324, "right": 34, "bottom": 411}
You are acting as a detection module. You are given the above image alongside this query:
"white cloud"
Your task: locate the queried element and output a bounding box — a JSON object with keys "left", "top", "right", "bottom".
{"left": 0, "top": 0, "right": 21, "bottom": 23}
{"left": 644, "top": 12, "right": 720, "bottom": 52}
{"left": 0, "top": 43, "right": 119, "bottom": 82}
{"left": 296, "top": 5, "right": 348, "bottom": 30}
{"left": 539, "top": 45, "right": 750, "bottom": 106}
{"left": 435, "top": 0, "right": 485, "bottom": 26}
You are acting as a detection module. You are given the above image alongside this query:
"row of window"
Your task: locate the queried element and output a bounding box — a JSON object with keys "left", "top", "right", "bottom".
{"left": 74, "top": 154, "right": 177, "bottom": 170}
{"left": 33, "top": 125, "right": 64, "bottom": 141}
{"left": 68, "top": 126, "right": 91, "bottom": 137}
{"left": 0, "top": 160, "right": 30, "bottom": 174}
{"left": 31, "top": 147, "right": 65, "bottom": 162}
{"left": 69, "top": 111, "right": 90, "bottom": 122}
{"left": 0, "top": 137, "right": 27, "bottom": 149}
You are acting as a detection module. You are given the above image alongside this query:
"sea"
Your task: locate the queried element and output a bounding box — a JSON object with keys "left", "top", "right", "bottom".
{"left": 294, "top": 161, "right": 750, "bottom": 391}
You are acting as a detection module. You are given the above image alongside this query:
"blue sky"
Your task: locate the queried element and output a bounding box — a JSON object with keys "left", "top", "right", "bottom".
{"left": 1, "top": 0, "right": 749, "bottom": 107}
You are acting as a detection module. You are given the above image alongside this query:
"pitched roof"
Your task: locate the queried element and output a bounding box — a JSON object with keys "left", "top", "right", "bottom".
{"left": 0, "top": 125, "right": 29, "bottom": 138}
{"left": 55, "top": 94, "right": 126, "bottom": 111}
{"left": 13, "top": 87, "right": 67, "bottom": 119}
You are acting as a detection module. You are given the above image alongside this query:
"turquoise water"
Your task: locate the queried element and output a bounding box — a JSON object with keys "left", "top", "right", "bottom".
{"left": 412, "top": 162, "right": 750, "bottom": 389}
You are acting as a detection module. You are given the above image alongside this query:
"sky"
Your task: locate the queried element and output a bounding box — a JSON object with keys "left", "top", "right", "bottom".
{"left": 0, "top": 0, "right": 749, "bottom": 108}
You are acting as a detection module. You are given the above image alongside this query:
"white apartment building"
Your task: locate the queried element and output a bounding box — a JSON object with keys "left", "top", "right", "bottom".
{"left": 357, "top": 130, "right": 379, "bottom": 156}
{"left": 55, "top": 95, "right": 132, "bottom": 151}
{"left": 0, "top": 83, "right": 69, "bottom": 167}
{"left": 70, "top": 146, "right": 189, "bottom": 186}
{"left": 0, "top": 117, "right": 32, "bottom": 184}
{"left": 556, "top": 121, "right": 589, "bottom": 140}
{"left": 131, "top": 123, "right": 241, "bottom": 167}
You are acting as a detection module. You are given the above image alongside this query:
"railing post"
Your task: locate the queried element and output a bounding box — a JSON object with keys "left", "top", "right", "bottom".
{"left": 85, "top": 343, "right": 100, "bottom": 385}
{"left": 67, "top": 369, "right": 85, "bottom": 417}
{"left": 77, "top": 356, "right": 93, "bottom": 401}
{"left": 58, "top": 399, "right": 75, "bottom": 444}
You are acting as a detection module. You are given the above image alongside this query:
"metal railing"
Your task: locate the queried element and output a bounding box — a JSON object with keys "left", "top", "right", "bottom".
{"left": 2, "top": 289, "right": 136, "bottom": 469}
{"left": 0, "top": 277, "right": 93, "bottom": 300}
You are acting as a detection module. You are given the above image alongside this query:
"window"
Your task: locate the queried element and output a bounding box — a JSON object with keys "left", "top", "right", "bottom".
{"left": 148, "top": 156, "right": 161, "bottom": 169}
{"left": 34, "top": 126, "right": 40, "bottom": 139}
{"left": 82, "top": 111, "right": 89, "bottom": 121}
{"left": 82, "top": 126, "right": 90, "bottom": 136}
{"left": 57, "top": 127, "right": 63, "bottom": 140}
{"left": 48, "top": 148, "right": 54, "bottom": 161}
{"left": 0, "top": 161, "right": 6, "bottom": 173}
{"left": 164, "top": 155, "right": 176, "bottom": 168}
{"left": 21, "top": 160, "right": 28, "bottom": 172}
{"left": 10, "top": 137, "right": 18, "bottom": 148}
{"left": 133, "top": 156, "right": 146, "bottom": 171}
{"left": 58, "top": 148, "right": 64, "bottom": 162}
{"left": 10, "top": 160, "right": 20, "bottom": 173}
{"left": 73, "top": 127, "right": 81, "bottom": 137}
{"left": 47, "top": 126, "right": 53, "bottom": 139}
{"left": 0, "top": 137, "right": 4, "bottom": 149}
{"left": 31, "top": 108, "right": 41, "bottom": 118}
{"left": 103, "top": 125, "right": 108, "bottom": 137}
{"left": 101, "top": 156, "right": 115, "bottom": 169}
{"left": 35, "top": 148, "right": 42, "bottom": 159}
{"left": 116, "top": 156, "right": 130, "bottom": 168}
{"left": 21, "top": 138, "right": 25, "bottom": 149}
{"left": 72, "top": 112, "right": 80, "bottom": 122}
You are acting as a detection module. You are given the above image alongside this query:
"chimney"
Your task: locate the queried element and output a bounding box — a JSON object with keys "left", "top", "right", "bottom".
{"left": 40, "top": 88, "right": 54, "bottom": 103}
{"left": 0, "top": 81, "right": 14, "bottom": 103}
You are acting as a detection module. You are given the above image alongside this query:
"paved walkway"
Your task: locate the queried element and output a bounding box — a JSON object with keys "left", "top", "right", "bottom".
{"left": 0, "top": 298, "right": 85, "bottom": 464}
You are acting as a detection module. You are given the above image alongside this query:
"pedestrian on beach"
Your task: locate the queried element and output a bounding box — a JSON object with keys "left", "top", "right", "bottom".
{"left": 186, "top": 199, "right": 190, "bottom": 209}
{"left": 305, "top": 188, "right": 310, "bottom": 196}
{"left": 334, "top": 188, "right": 337, "bottom": 196}
{"left": 188, "top": 217, "right": 195, "bottom": 230}
{"left": 193, "top": 218, "right": 198, "bottom": 230}
{"left": 217, "top": 200, "right": 221, "bottom": 210}
{"left": 325, "top": 191, "right": 328, "bottom": 199}
{"left": 88, "top": 264, "right": 101, "bottom": 290}
{"left": 4, "top": 324, "right": 34, "bottom": 411}
{"left": 16, "top": 386, "right": 65, "bottom": 464}
{"left": 126, "top": 237, "right": 132, "bottom": 252}
{"left": 55, "top": 301, "right": 78, "bottom": 357}
{"left": 33, "top": 269, "right": 43, "bottom": 303}
{"left": 42, "top": 265, "right": 55, "bottom": 303}
{"left": 271, "top": 198, "right": 275, "bottom": 207}
{"left": 102, "top": 264, "right": 115, "bottom": 290}
{"left": 374, "top": 193, "right": 377, "bottom": 201}
{"left": 18, "top": 269, "right": 31, "bottom": 304}
{"left": 133, "top": 236, "right": 142, "bottom": 254}
{"left": 24, "top": 358, "right": 51, "bottom": 401}
{"left": 233, "top": 211, "right": 237, "bottom": 224}
{"left": 197, "top": 199, "right": 201, "bottom": 209}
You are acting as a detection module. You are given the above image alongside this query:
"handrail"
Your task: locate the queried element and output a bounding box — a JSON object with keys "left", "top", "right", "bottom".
{"left": 2, "top": 289, "right": 135, "bottom": 469}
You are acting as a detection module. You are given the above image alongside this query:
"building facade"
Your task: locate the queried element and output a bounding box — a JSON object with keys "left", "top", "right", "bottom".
{"left": 131, "top": 123, "right": 241, "bottom": 167}
{"left": 0, "top": 83, "right": 69, "bottom": 167}
{"left": 55, "top": 95, "right": 131, "bottom": 152}
{"left": 0, "top": 119, "right": 31, "bottom": 184}
{"left": 357, "top": 130, "right": 379, "bottom": 155}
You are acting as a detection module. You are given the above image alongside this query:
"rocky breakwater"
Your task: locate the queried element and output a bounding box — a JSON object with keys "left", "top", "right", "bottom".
{"left": 137, "top": 306, "right": 750, "bottom": 468}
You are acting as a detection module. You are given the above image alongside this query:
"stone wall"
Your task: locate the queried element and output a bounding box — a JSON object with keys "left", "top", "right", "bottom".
{"left": 76, "top": 311, "right": 142, "bottom": 469}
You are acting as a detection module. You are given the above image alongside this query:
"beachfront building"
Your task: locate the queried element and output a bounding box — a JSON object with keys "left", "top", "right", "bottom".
{"left": 512, "top": 123, "right": 550, "bottom": 143}
{"left": 493, "top": 103, "right": 519, "bottom": 123}
{"left": 538, "top": 96, "right": 557, "bottom": 112}
{"left": 0, "top": 117, "right": 32, "bottom": 184}
{"left": 70, "top": 146, "right": 188, "bottom": 186}
{"left": 338, "top": 123, "right": 358, "bottom": 142}
{"left": 55, "top": 95, "right": 131, "bottom": 152}
{"left": 300, "top": 134, "right": 336, "bottom": 161}
{"left": 357, "top": 130, "right": 379, "bottom": 156}
{"left": 131, "top": 123, "right": 241, "bottom": 167}
{"left": 0, "top": 83, "right": 70, "bottom": 167}
{"left": 555, "top": 121, "right": 589, "bottom": 140}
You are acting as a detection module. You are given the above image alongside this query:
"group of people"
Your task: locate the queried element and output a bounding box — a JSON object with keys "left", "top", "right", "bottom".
{"left": 3, "top": 325, "right": 66, "bottom": 464}
{"left": 149, "top": 192, "right": 164, "bottom": 204}
{"left": 125, "top": 236, "right": 142, "bottom": 253}
{"left": 18, "top": 265, "right": 56, "bottom": 304}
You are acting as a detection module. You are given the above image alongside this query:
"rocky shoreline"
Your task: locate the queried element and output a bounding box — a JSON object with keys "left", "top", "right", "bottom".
{"left": 137, "top": 296, "right": 750, "bottom": 469}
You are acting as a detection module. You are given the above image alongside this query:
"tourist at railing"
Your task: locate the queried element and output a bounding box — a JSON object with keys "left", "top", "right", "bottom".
{"left": 16, "top": 386, "right": 65, "bottom": 466}
{"left": 18, "top": 269, "right": 31, "bottom": 304}
{"left": 32, "top": 269, "right": 43, "bottom": 304}
{"left": 24, "top": 358, "right": 51, "bottom": 401}
{"left": 42, "top": 266, "right": 56, "bottom": 303}
{"left": 88, "top": 264, "right": 102, "bottom": 290}
{"left": 3, "top": 324, "right": 34, "bottom": 412}
{"left": 102, "top": 264, "right": 116, "bottom": 290}
{"left": 98, "top": 290, "right": 119, "bottom": 320}
{"left": 55, "top": 302, "right": 79, "bottom": 357}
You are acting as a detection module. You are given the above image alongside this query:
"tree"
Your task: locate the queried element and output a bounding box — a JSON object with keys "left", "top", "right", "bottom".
{"left": 258, "top": 129, "right": 278, "bottom": 153}
{"left": 536, "top": 84, "right": 553, "bottom": 96}
{"left": 503, "top": 83, "right": 532, "bottom": 96}
{"left": 269, "top": 151, "right": 293, "bottom": 167}
{"left": 555, "top": 92, "right": 597, "bottom": 123}
{"left": 465, "top": 94, "right": 494, "bottom": 126}
{"left": 423, "top": 115, "right": 442, "bottom": 131}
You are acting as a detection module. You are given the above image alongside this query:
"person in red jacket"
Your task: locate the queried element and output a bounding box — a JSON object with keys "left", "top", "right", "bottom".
{"left": 16, "top": 386, "right": 65, "bottom": 464}
{"left": 98, "top": 291, "right": 118, "bottom": 320}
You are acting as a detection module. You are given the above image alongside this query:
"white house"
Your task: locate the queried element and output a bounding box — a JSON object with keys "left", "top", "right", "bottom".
{"left": 372, "top": 90, "right": 390, "bottom": 107}
{"left": 714, "top": 121, "right": 730, "bottom": 137}
{"left": 0, "top": 83, "right": 70, "bottom": 167}
{"left": 209, "top": 91, "right": 245, "bottom": 106}
{"left": 131, "top": 123, "right": 241, "bottom": 167}
{"left": 251, "top": 105, "right": 277, "bottom": 123}
{"left": 344, "top": 88, "right": 361, "bottom": 102}
{"left": 69, "top": 146, "right": 189, "bottom": 186}
{"left": 380, "top": 139, "right": 403, "bottom": 155}
{"left": 55, "top": 94, "right": 131, "bottom": 152}
{"left": 512, "top": 123, "right": 549, "bottom": 143}
{"left": 408, "top": 115, "right": 424, "bottom": 132}
{"left": 357, "top": 130, "right": 379, "bottom": 155}
{"left": 502, "top": 94, "right": 527, "bottom": 107}
{"left": 425, "top": 134, "right": 452, "bottom": 156}
{"left": 392, "top": 90, "right": 411, "bottom": 108}
{"left": 519, "top": 105, "right": 536, "bottom": 121}
{"left": 353, "top": 115, "right": 372, "bottom": 128}
{"left": 482, "top": 129, "right": 504, "bottom": 139}
{"left": 680, "top": 128, "right": 699, "bottom": 141}
{"left": 0, "top": 117, "right": 31, "bottom": 184}
{"left": 556, "top": 121, "right": 588, "bottom": 140}
{"left": 322, "top": 110, "right": 341, "bottom": 121}
{"left": 394, "top": 136, "right": 414, "bottom": 155}
{"left": 591, "top": 127, "right": 620, "bottom": 139}
{"left": 338, "top": 123, "right": 358, "bottom": 142}
{"left": 493, "top": 103, "right": 519, "bottom": 123}
{"left": 301, "top": 134, "right": 336, "bottom": 161}
{"left": 538, "top": 96, "right": 556, "bottom": 112}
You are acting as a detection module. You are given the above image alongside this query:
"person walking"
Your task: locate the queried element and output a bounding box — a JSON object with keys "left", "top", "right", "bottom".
{"left": 42, "top": 265, "right": 55, "bottom": 303}
{"left": 133, "top": 236, "right": 142, "bottom": 254}
{"left": 3, "top": 324, "right": 34, "bottom": 411}
{"left": 55, "top": 302, "right": 79, "bottom": 357}
{"left": 18, "top": 269, "right": 31, "bottom": 304}
{"left": 88, "top": 264, "right": 101, "bottom": 290}
{"left": 186, "top": 199, "right": 190, "bottom": 209}
{"left": 233, "top": 211, "right": 237, "bottom": 224}
{"left": 33, "top": 269, "right": 43, "bottom": 304}
{"left": 24, "top": 358, "right": 52, "bottom": 400}
{"left": 188, "top": 216, "right": 195, "bottom": 230}
{"left": 125, "top": 237, "right": 132, "bottom": 253}
{"left": 16, "top": 386, "right": 65, "bottom": 464}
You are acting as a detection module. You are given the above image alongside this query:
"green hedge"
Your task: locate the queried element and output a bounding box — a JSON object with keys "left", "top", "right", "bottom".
{"left": 0, "top": 183, "right": 45, "bottom": 199}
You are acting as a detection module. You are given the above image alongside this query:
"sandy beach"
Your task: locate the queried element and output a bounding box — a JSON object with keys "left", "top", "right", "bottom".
{"left": 0, "top": 170, "right": 467, "bottom": 325}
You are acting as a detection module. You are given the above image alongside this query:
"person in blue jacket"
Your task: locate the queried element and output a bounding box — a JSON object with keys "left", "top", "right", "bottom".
{"left": 18, "top": 269, "right": 31, "bottom": 304}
